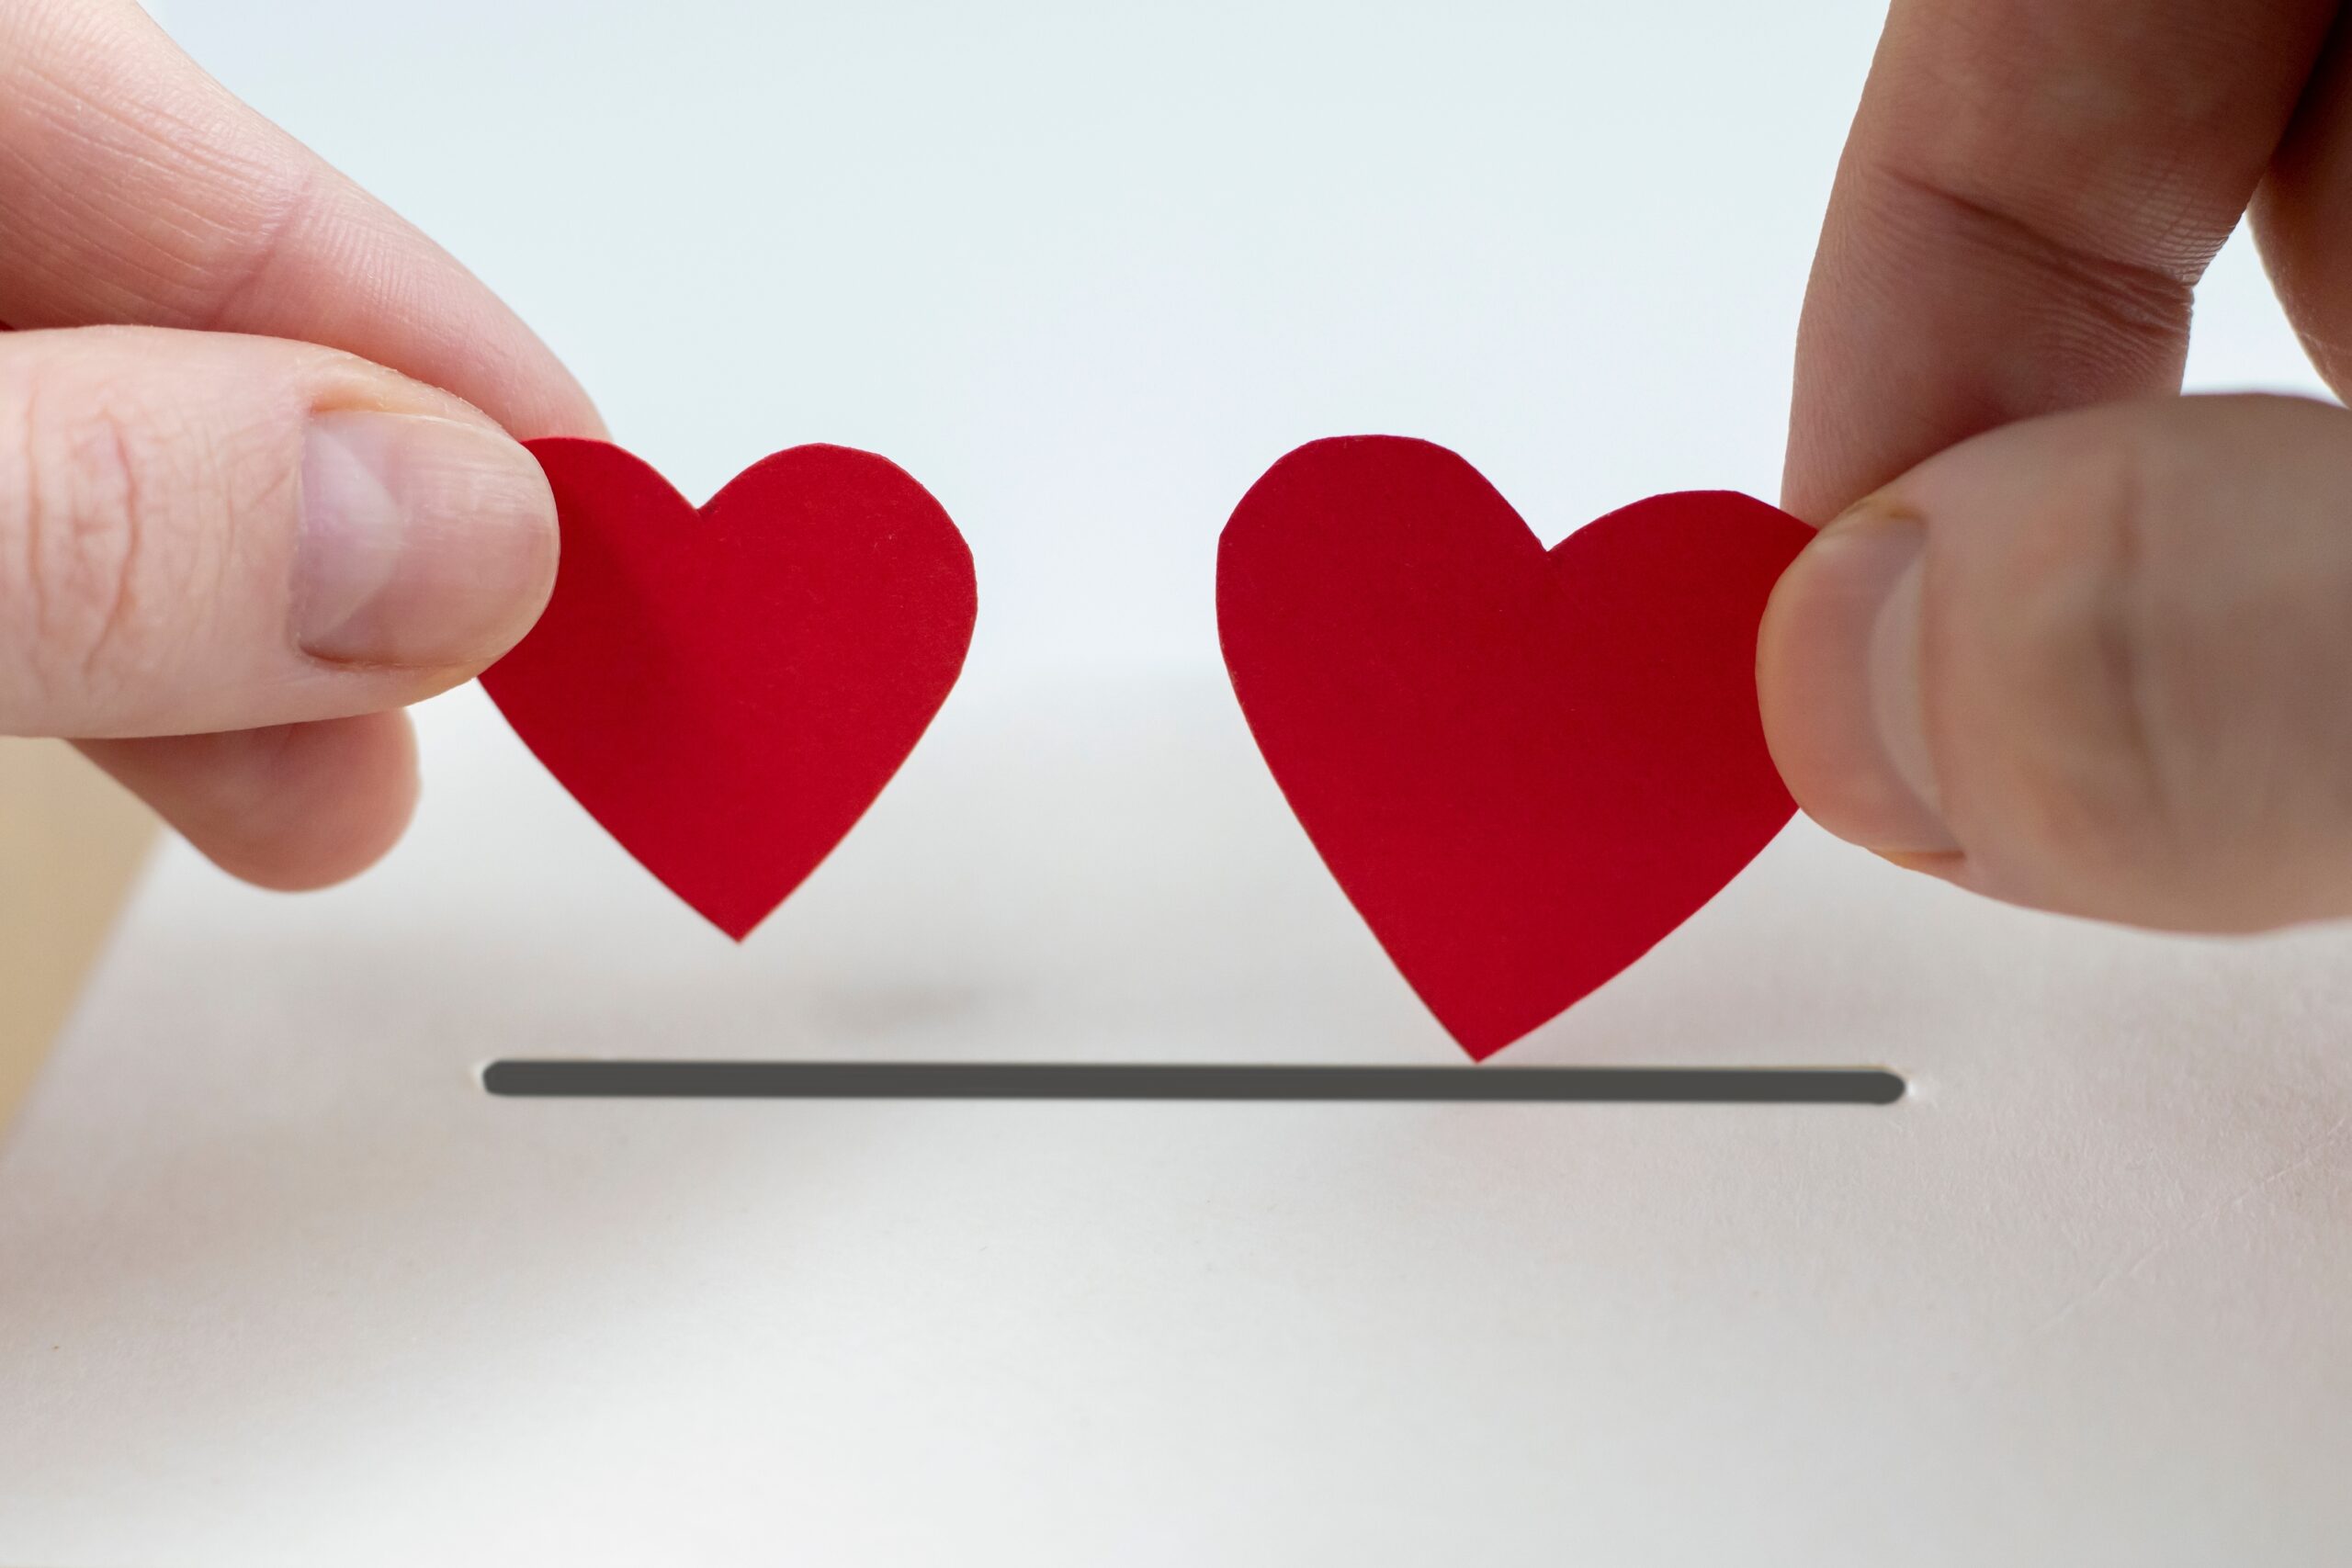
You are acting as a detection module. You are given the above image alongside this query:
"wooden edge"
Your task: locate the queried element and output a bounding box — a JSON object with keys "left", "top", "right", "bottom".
{"left": 0, "top": 739, "right": 156, "bottom": 1134}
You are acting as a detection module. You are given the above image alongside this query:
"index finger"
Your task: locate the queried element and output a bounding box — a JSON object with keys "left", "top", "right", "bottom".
{"left": 0, "top": 0, "right": 600, "bottom": 440}
{"left": 1783, "top": 0, "right": 2335, "bottom": 522}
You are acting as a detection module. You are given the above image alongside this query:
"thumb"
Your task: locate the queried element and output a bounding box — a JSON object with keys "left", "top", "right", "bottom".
{"left": 0, "top": 324, "right": 557, "bottom": 739}
{"left": 1758, "top": 392, "right": 2352, "bottom": 933}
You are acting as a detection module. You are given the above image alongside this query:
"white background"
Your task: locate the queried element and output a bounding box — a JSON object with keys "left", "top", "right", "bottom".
{"left": 4, "top": 2, "right": 2351, "bottom": 1564}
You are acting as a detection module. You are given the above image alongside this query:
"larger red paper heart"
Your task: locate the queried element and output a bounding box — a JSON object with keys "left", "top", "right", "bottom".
{"left": 482, "top": 440, "right": 976, "bottom": 939}
{"left": 1217, "top": 436, "right": 1810, "bottom": 1060}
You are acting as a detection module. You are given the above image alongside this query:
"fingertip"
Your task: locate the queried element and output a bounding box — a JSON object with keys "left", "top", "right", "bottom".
{"left": 455, "top": 309, "right": 608, "bottom": 444}
{"left": 529, "top": 360, "right": 609, "bottom": 445}
{"left": 294, "top": 407, "right": 561, "bottom": 672}
{"left": 1758, "top": 500, "right": 1956, "bottom": 855}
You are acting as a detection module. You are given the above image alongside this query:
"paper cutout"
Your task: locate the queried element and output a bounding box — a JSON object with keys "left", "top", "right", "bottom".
{"left": 1216, "top": 436, "right": 1810, "bottom": 1059}
{"left": 482, "top": 440, "right": 976, "bottom": 939}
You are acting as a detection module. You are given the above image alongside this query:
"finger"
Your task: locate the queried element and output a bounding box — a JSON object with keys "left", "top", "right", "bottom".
{"left": 1760, "top": 393, "right": 2352, "bottom": 933}
{"left": 78, "top": 711, "right": 416, "bottom": 891}
{"left": 2254, "top": 13, "right": 2352, "bottom": 400}
{"left": 0, "top": 325, "right": 557, "bottom": 739}
{"left": 0, "top": 0, "right": 599, "bottom": 440}
{"left": 1784, "top": 0, "right": 2336, "bottom": 523}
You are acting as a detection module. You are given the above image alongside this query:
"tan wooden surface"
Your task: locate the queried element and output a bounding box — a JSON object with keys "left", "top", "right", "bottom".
{"left": 0, "top": 739, "right": 155, "bottom": 1133}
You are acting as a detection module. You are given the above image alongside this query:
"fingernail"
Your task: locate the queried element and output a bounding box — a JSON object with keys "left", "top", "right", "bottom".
{"left": 294, "top": 411, "right": 557, "bottom": 667}
{"left": 1759, "top": 500, "right": 1957, "bottom": 853}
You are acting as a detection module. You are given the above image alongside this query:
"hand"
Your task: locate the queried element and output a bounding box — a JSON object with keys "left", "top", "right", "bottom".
{"left": 1757, "top": 0, "right": 2352, "bottom": 931}
{"left": 0, "top": 2, "right": 600, "bottom": 889}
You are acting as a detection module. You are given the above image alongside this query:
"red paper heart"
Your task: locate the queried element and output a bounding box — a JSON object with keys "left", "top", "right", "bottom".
{"left": 1217, "top": 436, "right": 1809, "bottom": 1059}
{"left": 482, "top": 439, "right": 976, "bottom": 939}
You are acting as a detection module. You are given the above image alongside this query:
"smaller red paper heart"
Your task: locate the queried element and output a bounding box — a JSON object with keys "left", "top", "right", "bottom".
{"left": 482, "top": 440, "right": 976, "bottom": 939}
{"left": 1217, "top": 436, "right": 1810, "bottom": 1059}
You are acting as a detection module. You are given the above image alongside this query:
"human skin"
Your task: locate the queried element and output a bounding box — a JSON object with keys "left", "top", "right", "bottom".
{"left": 13, "top": 2, "right": 2352, "bottom": 927}
{"left": 1759, "top": 0, "right": 2352, "bottom": 932}
{"left": 0, "top": 0, "right": 601, "bottom": 889}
